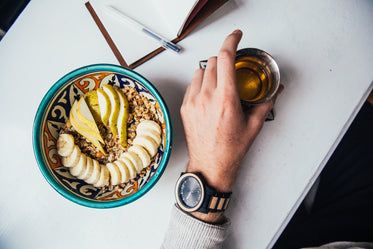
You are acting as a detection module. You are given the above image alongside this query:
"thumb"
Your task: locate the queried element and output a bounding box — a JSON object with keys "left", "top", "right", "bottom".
{"left": 246, "top": 84, "right": 284, "bottom": 132}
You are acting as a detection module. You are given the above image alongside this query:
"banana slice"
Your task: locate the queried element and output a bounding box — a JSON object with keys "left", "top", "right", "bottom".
{"left": 80, "top": 157, "right": 94, "bottom": 180}
{"left": 114, "top": 160, "right": 130, "bottom": 183}
{"left": 106, "top": 162, "right": 122, "bottom": 186}
{"left": 136, "top": 120, "right": 161, "bottom": 135}
{"left": 121, "top": 151, "right": 143, "bottom": 173}
{"left": 85, "top": 159, "right": 101, "bottom": 184}
{"left": 70, "top": 154, "right": 87, "bottom": 177}
{"left": 128, "top": 145, "right": 151, "bottom": 169}
{"left": 117, "top": 157, "right": 137, "bottom": 179}
{"left": 94, "top": 164, "right": 109, "bottom": 188}
{"left": 133, "top": 135, "right": 159, "bottom": 158}
{"left": 136, "top": 128, "right": 161, "bottom": 146}
{"left": 61, "top": 145, "right": 81, "bottom": 167}
{"left": 57, "top": 133, "right": 75, "bottom": 157}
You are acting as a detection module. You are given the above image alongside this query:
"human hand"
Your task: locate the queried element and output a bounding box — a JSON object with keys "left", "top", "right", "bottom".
{"left": 181, "top": 30, "right": 283, "bottom": 195}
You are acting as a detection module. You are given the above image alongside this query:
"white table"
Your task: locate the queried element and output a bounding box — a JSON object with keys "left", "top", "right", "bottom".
{"left": 0, "top": 0, "right": 372, "bottom": 248}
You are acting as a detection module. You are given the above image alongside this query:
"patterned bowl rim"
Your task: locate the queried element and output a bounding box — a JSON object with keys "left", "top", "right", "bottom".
{"left": 32, "top": 64, "right": 172, "bottom": 208}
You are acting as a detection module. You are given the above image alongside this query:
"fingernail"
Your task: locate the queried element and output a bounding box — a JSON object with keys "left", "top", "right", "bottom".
{"left": 232, "top": 29, "right": 242, "bottom": 35}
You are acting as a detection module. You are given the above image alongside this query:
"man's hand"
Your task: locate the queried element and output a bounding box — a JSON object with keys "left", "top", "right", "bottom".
{"left": 181, "top": 30, "right": 283, "bottom": 195}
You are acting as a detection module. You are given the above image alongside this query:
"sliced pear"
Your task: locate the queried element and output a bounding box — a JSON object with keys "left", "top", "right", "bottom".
{"left": 102, "top": 84, "right": 120, "bottom": 137}
{"left": 97, "top": 88, "right": 111, "bottom": 126}
{"left": 84, "top": 90, "right": 101, "bottom": 123}
{"left": 117, "top": 157, "right": 137, "bottom": 179}
{"left": 70, "top": 101, "right": 106, "bottom": 155}
{"left": 85, "top": 159, "right": 101, "bottom": 184}
{"left": 76, "top": 96, "right": 103, "bottom": 139}
{"left": 70, "top": 101, "right": 104, "bottom": 143}
{"left": 115, "top": 159, "right": 130, "bottom": 183}
{"left": 115, "top": 88, "right": 129, "bottom": 148}
{"left": 61, "top": 145, "right": 81, "bottom": 167}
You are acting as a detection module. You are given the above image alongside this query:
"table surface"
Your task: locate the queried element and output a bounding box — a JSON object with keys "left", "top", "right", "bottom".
{"left": 0, "top": 0, "right": 372, "bottom": 248}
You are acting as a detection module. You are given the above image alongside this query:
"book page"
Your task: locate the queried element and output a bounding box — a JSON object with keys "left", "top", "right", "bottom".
{"left": 89, "top": 0, "right": 177, "bottom": 65}
{"left": 152, "top": 0, "right": 200, "bottom": 36}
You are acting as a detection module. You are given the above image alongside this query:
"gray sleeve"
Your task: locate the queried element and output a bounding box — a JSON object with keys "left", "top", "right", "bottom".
{"left": 303, "top": 241, "right": 373, "bottom": 249}
{"left": 161, "top": 204, "right": 231, "bottom": 249}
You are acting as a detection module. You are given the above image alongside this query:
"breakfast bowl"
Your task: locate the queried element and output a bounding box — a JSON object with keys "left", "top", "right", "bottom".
{"left": 33, "top": 64, "right": 172, "bottom": 208}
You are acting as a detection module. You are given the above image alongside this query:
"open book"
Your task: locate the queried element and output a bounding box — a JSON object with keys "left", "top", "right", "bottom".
{"left": 86, "top": 0, "right": 228, "bottom": 68}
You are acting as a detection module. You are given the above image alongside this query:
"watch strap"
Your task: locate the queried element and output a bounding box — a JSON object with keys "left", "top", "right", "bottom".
{"left": 200, "top": 176, "right": 232, "bottom": 213}
{"left": 205, "top": 192, "right": 232, "bottom": 213}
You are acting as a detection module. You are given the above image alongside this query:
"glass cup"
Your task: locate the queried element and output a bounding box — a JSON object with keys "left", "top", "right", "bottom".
{"left": 199, "top": 48, "right": 280, "bottom": 120}
{"left": 235, "top": 48, "right": 280, "bottom": 105}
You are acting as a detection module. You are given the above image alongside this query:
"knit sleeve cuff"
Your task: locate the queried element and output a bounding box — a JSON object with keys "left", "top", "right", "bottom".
{"left": 161, "top": 204, "right": 231, "bottom": 249}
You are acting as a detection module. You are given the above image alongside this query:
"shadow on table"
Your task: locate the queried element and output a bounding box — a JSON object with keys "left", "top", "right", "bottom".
{"left": 151, "top": 77, "right": 186, "bottom": 163}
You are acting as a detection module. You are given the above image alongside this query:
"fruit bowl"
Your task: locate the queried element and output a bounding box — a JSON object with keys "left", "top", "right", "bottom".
{"left": 33, "top": 64, "right": 172, "bottom": 208}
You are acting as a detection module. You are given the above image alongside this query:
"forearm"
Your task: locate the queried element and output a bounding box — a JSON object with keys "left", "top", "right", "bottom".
{"left": 186, "top": 161, "right": 239, "bottom": 193}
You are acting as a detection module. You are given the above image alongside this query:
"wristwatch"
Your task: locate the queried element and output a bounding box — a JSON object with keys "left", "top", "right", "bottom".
{"left": 175, "top": 172, "right": 232, "bottom": 213}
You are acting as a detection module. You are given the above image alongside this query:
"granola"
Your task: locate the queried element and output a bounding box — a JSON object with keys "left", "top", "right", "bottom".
{"left": 59, "top": 85, "right": 160, "bottom": 187}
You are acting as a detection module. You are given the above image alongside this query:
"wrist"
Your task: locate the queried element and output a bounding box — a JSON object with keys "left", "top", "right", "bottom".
{"left": 190, "top": 211, "right": 227, "bottom": 224}
{"left": 186, "top": 162, "right": 238, "bottom": 193}
{"left": 175, "top": 172, "right": 232, "bottom": 218}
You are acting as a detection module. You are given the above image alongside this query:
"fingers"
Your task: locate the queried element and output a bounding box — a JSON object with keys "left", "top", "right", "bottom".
{"left": 183, "top": 30, "right": 243, "bottom": 107}
{"left": 186, "top": 68, "right": 204, "bottom": 100}
{"left": 183, "top": 30, "right": 242, "bottom": 103}
{"left": 217, "top": 30, "right": 242, "bottom": 94}
{"left": 182, "top": 84, "right": 191, "bottom": 107}
{"left": 201, "top": 57, "right": 218, "bottom": 91}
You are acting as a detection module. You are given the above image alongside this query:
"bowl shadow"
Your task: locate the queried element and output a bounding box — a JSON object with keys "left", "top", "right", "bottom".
{"left": 151, "top": 78, "right": 187, "bottom": 164}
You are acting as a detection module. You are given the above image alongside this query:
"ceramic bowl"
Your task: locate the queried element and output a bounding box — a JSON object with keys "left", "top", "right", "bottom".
{"left": 33, "top": 64, "right": 172, "bottom": 208}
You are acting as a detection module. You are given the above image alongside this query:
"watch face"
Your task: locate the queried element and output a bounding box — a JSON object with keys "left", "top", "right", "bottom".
{"left": 177, "top": 174, "right": 203, "bottom": 211}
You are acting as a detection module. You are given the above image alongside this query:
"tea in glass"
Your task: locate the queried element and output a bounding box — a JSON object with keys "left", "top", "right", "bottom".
{"left": 235, "top": 48, "right": 280, "bottom": 105}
